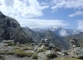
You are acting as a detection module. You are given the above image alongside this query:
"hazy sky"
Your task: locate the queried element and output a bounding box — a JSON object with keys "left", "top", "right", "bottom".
{"left": 0, "top": 0, "right": 83, "bottom": 30}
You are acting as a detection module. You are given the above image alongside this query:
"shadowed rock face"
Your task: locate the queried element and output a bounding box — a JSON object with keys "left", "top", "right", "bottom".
{"left": 0, "top": 11, "right": 33, "bottom": 43}
{"left": 0, "top": 11, "right": 6, "bottom": 18}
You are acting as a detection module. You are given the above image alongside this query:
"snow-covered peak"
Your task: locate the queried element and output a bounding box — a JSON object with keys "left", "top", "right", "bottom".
{"left": 31, "top": 27, "right": 82, "bottom": 37}
{"left": 59, "top": 29, "right": 69, "bottom": 37}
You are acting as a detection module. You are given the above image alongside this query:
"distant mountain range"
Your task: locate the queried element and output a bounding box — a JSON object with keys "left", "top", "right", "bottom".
{"left": 31, "top": 27, "right": 82, "bottom": 37}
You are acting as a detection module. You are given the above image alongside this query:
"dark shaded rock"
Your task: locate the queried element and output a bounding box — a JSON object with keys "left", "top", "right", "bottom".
{"left": 0, "top": 55, "right": 5, "bottom": 60}
{"left": 0, "top": 11, "right": 33, "bottom": 43}
{"left": 0, "top": 11, "right": 6, "bottom": 18}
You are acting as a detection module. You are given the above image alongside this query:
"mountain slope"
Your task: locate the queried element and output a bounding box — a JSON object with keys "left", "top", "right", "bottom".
{"left": 23, "top": 27, "right": 70, "bottom": 50}
{"left": 0, "top": 11, "right": 33, "bottom": 43}
{"left": 41, "top": 30, "right": 70, "bottom": 49}
{"left": 22, "top": 27, "right": 41, "bottom": 43}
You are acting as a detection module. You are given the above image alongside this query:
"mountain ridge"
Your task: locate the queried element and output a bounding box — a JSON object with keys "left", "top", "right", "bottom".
{"left": 0, "top": 11, "right": 33, "bottom": 43}
{"left": 31, "top": 27, "right": 81, "bottom": 37}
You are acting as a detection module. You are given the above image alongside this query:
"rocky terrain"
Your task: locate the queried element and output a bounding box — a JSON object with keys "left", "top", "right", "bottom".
{"left": 0, "top": 39, "right": 83, "bottom": 60}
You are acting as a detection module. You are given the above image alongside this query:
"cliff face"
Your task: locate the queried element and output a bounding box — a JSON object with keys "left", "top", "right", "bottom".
{"left": 0, "top": 11, "right": 33, "bottom": 43}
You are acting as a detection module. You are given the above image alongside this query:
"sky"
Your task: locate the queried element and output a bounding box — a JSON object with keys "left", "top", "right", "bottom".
{"left": 0, "top": 0, "right": 83, "bottom": 31}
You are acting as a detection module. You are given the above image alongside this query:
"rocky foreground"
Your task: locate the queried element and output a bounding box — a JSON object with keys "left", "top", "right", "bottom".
{"left": 0, "top": 40, "right": 83, "bottom": 60}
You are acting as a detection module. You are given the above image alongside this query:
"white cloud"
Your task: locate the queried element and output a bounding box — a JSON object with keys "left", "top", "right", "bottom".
{"left": 51, "top": 0, "right": 83, "bottom": 10}
{"left": 16, "top": 18, "right": 68, "bottom": 28}
{"left": 0, "top": 0, "right": 69, "bottom": 28}
{"left": 0, "top": 0, "right": 49, "bottom": 18}
{"left": 68, "top": 11, "right": 83, "bottom": 17}
{"left": 77, "top": 20, "right": 83, "bottom": 31}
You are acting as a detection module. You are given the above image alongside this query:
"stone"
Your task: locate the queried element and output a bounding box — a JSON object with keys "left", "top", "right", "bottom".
{"left": 61, "top": 50, "right": 69, "bottom": 56}
{"left": 34, "top": 46, "right": 38, "bottom": 51}
{"left": 38, "top": 52, "right": 47, "bottom": 60}
{"left": 70, "top": 47, "right": 83, "bottom": 59}
{"left": 70, "top": 38, "right": 80, "bottom": 48}
{"left": 40, "top": 45, "right": 46, "bottom": 50}
{"left": 49, "top": 43, "right": 55, "bottom": 50}
{"left": 46, "top": 50, "right": 57, "bottom": 58}
{"left": 56, "top": 51, "right": 64, "bottom": 55}
{"left": 37, "top": 45, "right": 46, "bottom": 52}
{"left": 45, "top": 50, "right": 53, "bottom": 55}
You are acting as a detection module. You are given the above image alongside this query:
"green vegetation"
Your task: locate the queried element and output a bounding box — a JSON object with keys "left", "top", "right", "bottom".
{"left": 26, "top": 52, "right": 33, "bottom": 57}
{"left": 55, "top": 47, "right": 61, "bottom": 52}
{"left": 15, "top": 49, "right": 26, "bottom": 57}
{"left": 45, "top": 58, "right": 50, "bottom": 60}
{"left": 7, "top": 51, "right": 15, "bottom": 55}
{"left": 14, "top": 49, "right": 33, "bottom": 57}
{"left": 0, "top": 50, "right": 7, "bottom": 55}
{"left": 47, "top": 53, "right": 57, "bottom": 58}
{"left": 7, "top": 41, "right": 14, "bottom": 46}
{"left": 21, "top": 46, "right": 34, "bottom": 51}
{"left": 21, "top": 47, "right": 28, "bottom": 51}
{"left": 32, "top": 53, "right": 38, "bottom": 59}
{"left": 37, "top": 49, "right": 46, "bottom": 52}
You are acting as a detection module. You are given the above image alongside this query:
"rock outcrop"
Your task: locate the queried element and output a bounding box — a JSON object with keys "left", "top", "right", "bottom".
{"left": 38, "top": 52, "right": 48, "bottom": 60}
{"left": 0, "top": 11, "right": 33, "bottom": 43}
{"left": 63, "top": 32, "right": 83, "bottom": 48}
{"left": 70, "top": 47, "right": 83, "bottom": 59}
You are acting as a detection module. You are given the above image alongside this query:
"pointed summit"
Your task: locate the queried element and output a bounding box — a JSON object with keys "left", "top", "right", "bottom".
{"left": 0, "top": 11, "right": 6, "bottom": 18}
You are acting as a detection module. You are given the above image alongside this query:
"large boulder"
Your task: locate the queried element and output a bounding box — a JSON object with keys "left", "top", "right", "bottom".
{"left": 70, "top": 47, "right": 83, "bottom": 59}
{"left": 0, "top": 11, "right": 33, "bottom": 43}
{"left": 35, "top": 45, "right": 47, "bottom": 52}
{"left": 38, "top": 52, "right": 48, "bottom": 60}
{"left": 46, "top": 50, "right": 57, "bottom": 58}
{"left": 46, "top": 50, "right": 52, "bottom": 55}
